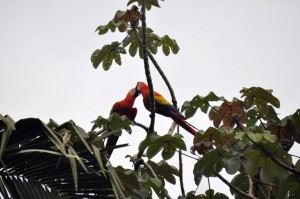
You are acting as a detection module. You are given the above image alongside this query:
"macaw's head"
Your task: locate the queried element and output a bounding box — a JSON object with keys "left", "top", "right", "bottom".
{"left": 127, "top": 87, "right": 140, "bottom": 98}
{"left": 135, "top": 81, "right": 148, "bottom": 96}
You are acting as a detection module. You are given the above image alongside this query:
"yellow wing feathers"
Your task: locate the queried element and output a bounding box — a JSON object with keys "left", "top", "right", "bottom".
{"left": 154, "top": 92, "right": 172, "bottom": 106}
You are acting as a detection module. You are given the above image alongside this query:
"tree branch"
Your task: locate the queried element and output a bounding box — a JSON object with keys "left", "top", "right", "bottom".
{"left": 235, "top": 121, "right": 300, "bottom": 178}
{"left": 133, "top": 121, "right": 149, "bottom": 133}
{"left": 141, "top": 0, "right": 155, "bottom": 134}
{"left": 147, "top": 52, "right": 177, "bottom": 108}
{"left": 141, "top": 159, "right": 158, "bottom": 178}
{"left": 248, "top": 175, "right": 254, "bottom": 197}
{"left": 140, "top": 159, "right": 172, "bottom": 199}
{"left": 178, "top": 149, "right": 185, "bottom": 197}
{"left": 215, "top": 172, "right": 257, "bottom": 199}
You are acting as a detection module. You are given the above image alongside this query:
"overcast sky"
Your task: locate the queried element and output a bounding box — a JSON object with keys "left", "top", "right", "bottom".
{"left": 1, "top": 0, "right": 300, "bottom": 198}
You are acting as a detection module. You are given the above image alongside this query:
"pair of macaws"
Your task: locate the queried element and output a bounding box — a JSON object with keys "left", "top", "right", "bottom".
{"left": 105, "top": 81, "right": 198, "bottom": 158}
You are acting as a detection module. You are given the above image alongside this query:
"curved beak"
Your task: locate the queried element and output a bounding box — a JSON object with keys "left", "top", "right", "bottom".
{"left": 134, "top": 83, "right": 140, "bottom": 97}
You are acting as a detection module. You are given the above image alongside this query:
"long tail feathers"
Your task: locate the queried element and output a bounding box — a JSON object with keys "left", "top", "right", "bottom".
{"left": 170, "top": 112, "right": 198, "bottom": 135}
{"left": 105, "top": 135, "right": 119, "bottom": 158}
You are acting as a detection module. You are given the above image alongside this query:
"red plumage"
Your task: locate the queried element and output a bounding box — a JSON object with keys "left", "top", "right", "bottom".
{"left": 105, "top": 88, "right": 138, "bottom": 158}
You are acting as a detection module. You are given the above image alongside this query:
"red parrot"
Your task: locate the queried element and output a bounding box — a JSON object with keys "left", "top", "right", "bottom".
{"left": 136, "top": 82, "right": 198, "bottom": 135}
{"left": 105, "top": 87, "right": 138, "bottom": 158}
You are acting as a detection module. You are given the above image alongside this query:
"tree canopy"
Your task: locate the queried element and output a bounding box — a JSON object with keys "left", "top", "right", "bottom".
{"left": 1, "top": 0, "right": 300, "bottom": 198}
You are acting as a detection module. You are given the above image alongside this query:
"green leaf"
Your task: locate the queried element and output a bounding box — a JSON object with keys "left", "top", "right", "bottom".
{"left": 138, "top": 134, "right": 154, "bottom": 153}
{"left": 114, "top": 52, "right": 122, "bottom": 65}
{"left": 147, "top": 160, "right": 179, "bottom": 185}
{"left": 230, "top": 173, "right": 249, "bottom": 197}
{"left": 223, "top": 156, "right": 241, "bottom": 175}
{"left": 276, "top": 175, "right": 300, "bottom": 199}
{"left": 68, "top": 120, "right": 93, "bottom": 154}
{"left": 263, "top": 133, "right": 276, "bottom": 143}
{"left": 149, "top": 43, "right": 158, "bottom": 54}
{"left": 109, "top": 113, "right": 132, "bottom": 133}
{"left": 162, "top": 44, "right": 170, "bottom": 56}
{"left": 181, "top": 101, "right": 197, "bottom": 119}
{"left": 193, "top": 160, "right": 203, "bottom": 186}
{"left": 102, "top": 53, "right": 113, "bottom": 70}
{"left": 69, "top": 149, "right": 78, "bottom": 191}
{"left": 248, "top": 132, "right": 263, "bottom": 143}
{"left": 194, "top": 149, "right": 223, "bottom": 177}
{"left": 242, "top": 149, "right": 263, "bottom": 176}
{"left": 91, "top": 144, "right": 106, "bottom": 178}
{"left": 122, "top": 35, "right": 133, "bottom": 48}
{"left": 146, "top": 136, "right": 164, "bottom": 159}
{"left": 127, "top": 0, "right": 138, "bottom": 6}
{"left": 129, "top": 40, "right": 139, "bottom": 57}
{"left": 203, "top": 92, "right": 221, "bottom": 102}
{"left": 149, "top": 178, "right": 162, "bottom": 188}
{"left": 169, "top": 39, "right": 179, "bottom": 54}
{"left": 170, "top": 134, "right": 187, "bottom": 150}
{"left": 240, "top": 87, "right": 280, "bottom": 114}
{"left": 161, "top": 145, "right": 176, "bottom": 160}
{"left": 0, "top": 114, "right": 15, "bottom": 158}
{"left": 96, "top": 25, "right": 109, "bottom": 35}
{"left": 146, "top": 134, "right": 186, "bottom": 159}
{"left": 138, "top": 45, "right": 144, "bottom": 59}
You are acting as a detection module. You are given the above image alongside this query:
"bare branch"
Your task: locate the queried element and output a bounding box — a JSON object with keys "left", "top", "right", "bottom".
{"left": 246, "top": 133, "right": 300, "bottom": 177}
{"left": 133, "top": 121, "right": 149, "bottom": 133}
{"left": 141, "top": 0, "right": 155, "bottom": 134}
{"left": 178, "top": 149, "right": 186, "bottom": 196}
{"left": 234, "top": 121, "right": 300, "bottom": 178}
{"left": 215, "top": 172, "right": 258, "bottom": 199}
{"left": 248, "top": 175, "right": 254, "bottom": 197}
{"left": 147, "top": 52, "right": 178, "bottom": 108}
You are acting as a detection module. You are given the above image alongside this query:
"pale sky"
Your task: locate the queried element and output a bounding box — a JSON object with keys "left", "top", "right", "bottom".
{"left": 1, "top": 0, "right": 300, "bottom": 198}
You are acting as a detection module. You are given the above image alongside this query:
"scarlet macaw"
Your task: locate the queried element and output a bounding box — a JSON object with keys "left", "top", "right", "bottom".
{"left": 136, "top": 82, "right": 198, "bottom": 135}
{"left": 105, "top": 87, "right": 138, "bottom": 158}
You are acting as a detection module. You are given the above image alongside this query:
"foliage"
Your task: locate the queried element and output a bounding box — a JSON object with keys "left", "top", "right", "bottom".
{"left": 89, "top": 0, "right": 300, "bottom": 196}
{"left": 2, "top": 0, "right": 299, "bottom": 198}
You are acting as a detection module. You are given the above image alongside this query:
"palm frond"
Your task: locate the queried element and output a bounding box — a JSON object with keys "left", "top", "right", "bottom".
{"left": 0, "top": 117, "right": 115, "bottom": 199}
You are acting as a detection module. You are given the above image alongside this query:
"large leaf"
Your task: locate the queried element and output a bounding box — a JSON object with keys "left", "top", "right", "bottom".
{"left": 0, "top": 117, "right": 114, "bottom": 198}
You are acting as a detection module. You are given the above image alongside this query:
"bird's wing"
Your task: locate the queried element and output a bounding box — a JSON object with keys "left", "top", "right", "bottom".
{"left": 110, "top": 101, "right": 121, "bottom": 115}
{"left": 154, "top": 92, "right": 172, "bottom": 106}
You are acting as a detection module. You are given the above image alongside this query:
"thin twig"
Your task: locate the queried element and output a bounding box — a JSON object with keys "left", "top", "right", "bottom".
{"left": 140, "top": 159, "right": 172, "bottom": 199}
{"left": 258, "top": 118, "right": 266, "bottom": 129}
{"left": 289, "top": 153, "right": 300, "bottom": 159}
{"left": 176, "top": 149, "right": 199, "bottom": 160}
{"left": 178, "top": 149, "right": 185, "bottom": 196}
{"left": 207, "top": 177, "right": 212, "bottom": 199}
{"left": 147, "top": 52, "right": 177, "bottom": 108}
{"left": 168, "top": 121, "right": 177, "bottom": 134}
{"left": 258, "top": 185, "right": 269, "bottom": 199}
{"left": 133, "top": 121, "right": 149, "bottom": 133}
{"left": 248, "top": 175, "right": 254, "bottom": 197}
{"left": 141, "top": 159, "right": 158, "bottom": 178}
{"left": 141, "top": 0, "right": 155, "bottom": 134}
{"left": 176, "top": 124, "right": 185, "bottom": 197}
{"left": 247, "top": 133, "right": 300, "bottom": 176}
{"left": 252, "top": 178, "right": 279, "bottom": 188}
{"left": 235, "top": 121, "right": 300, "bottom": 178}
{"left": 215, "top": 172, "right": 258, "bottom": 199}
